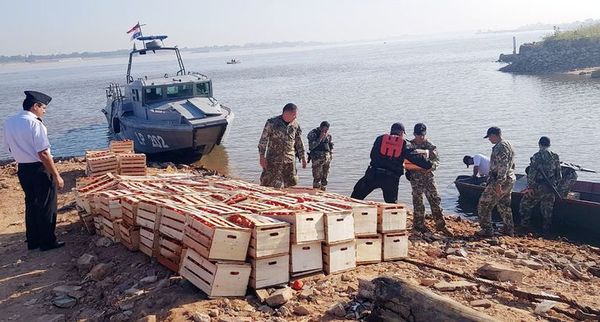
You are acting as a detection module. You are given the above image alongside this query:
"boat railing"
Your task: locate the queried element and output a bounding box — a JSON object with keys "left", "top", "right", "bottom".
{"left": 106, "top": 83, "right": 124, "bottom": 101}
{"left": 188, "top": 71, "right": 209, "bottom": 79}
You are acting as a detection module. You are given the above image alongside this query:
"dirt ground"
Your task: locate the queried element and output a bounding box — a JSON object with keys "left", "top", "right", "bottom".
{"left": 0, "top": 159, "right": 598, "bottom": 322}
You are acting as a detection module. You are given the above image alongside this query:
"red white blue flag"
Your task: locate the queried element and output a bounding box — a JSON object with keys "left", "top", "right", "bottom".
{"left": 126, "top": 23, "right": 142, "bottom": 40}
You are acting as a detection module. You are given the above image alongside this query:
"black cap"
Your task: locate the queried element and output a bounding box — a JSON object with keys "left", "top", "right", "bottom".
{"left": 320, "top": 121, "right": 330, "bottom": 128}
{"left": 414, "top": 123, "right": 427, "bottom": 135}
{"left": 390, "top": 122, "right": 405, "bottom": 134}
{"left": 463, "top": 155, "right": 473, "bottom": 167}
{"left": 484, "top": 126, "right": 501, "bottom": 138}
{"left": 24, "top": 91, "right": 52, "bottom": 105}
{"left": 539, "top": 136, "right": 551, "bottom": 147}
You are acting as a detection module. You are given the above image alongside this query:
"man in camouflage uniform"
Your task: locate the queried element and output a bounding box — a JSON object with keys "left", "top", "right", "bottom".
{"left": 558, "top": 164, "right": 578, "bottom": 197}
{"left": 477, "top": 127, "right": 516, "bottom": 237}
{"left": 307, "top": 121, "right": 333, "bottom": 190}
{"left": 258, "top": 103, "right": 307, "bottom": 188}
{"left": 406, "top": 123, "right": 451, "bottom": 235}
{"left": 519, "top": 136, "right": 561, "bottom": 234}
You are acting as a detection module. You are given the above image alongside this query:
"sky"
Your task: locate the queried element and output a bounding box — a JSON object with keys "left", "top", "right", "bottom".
{"left": 1, "top": 0, "right": 599, "bottom": 56}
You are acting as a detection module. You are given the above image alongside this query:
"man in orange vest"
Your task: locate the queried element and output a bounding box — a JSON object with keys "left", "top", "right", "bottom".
{"left": 351, "top": 123, "right": 432, "bottom": 203}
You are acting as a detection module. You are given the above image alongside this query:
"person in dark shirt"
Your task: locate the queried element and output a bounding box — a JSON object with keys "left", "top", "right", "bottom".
{"left": 351, "top": 122, "right": 432, "bottom": 203}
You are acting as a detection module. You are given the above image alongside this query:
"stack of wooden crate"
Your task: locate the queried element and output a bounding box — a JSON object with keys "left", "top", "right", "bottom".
{"left": 109, "top": 139, "right": 134, "bottom": 154}
{"left": 377, "top": 203, "right": 409, "bottom": 261}
{"left": 117, "top": 153, "right": 147, "bottom": 176}
{"left": 86, "top": 152, "right": 118, "bottom": 177}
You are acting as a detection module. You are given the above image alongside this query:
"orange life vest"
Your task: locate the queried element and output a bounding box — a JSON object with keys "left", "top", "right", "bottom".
{"left": 380, "top": 134, "right": 404, "bottom": 158}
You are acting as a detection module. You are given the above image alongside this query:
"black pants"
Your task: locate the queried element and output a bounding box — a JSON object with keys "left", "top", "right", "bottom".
{"left": 17, "top": 162, "right": 57, "bottom": 248}
{"left": 351, "top": 167, "right": 400, "bottom": 203}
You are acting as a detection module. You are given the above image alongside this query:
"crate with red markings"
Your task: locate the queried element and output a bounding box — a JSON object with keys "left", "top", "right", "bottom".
{"left": 183, "top": 213, "right": 251, "bottom": 262}
{"left": 157, "top": 234, "right": 184, "bottom": 272}
{"left": 298, "top": 202, "right": 354, "bottom": 244}
{"left": 377, "top": 203, "right": 408, "bottom": 233}
{"left": 232, "top": 200, "right": 284, "bottom": 214}
{"left": 170, "top": 194, "right": 214, "bottom": 206}
{"left": 179, "top": 248, "right": 251, "bottom": 298}
{"left": 159, "top": 204, "right": 208, "bottom": 241}
{"left": 117, "top": 153, "right": 147, "bottom": 176}
{"left": 139, "top": 226, "right": 157, "bottom": 257}
{"left": 260, "top": 209, "right": 324, "bottom": 244}
{"left": 109, "top": 139, "right": 134, "bottom": 154}
{"left": 116, "top": 220, "right": 140, "bottom": 251}
{"left": 225, "top": 213, "right": 290, "bottom": 259}
{"left": 194, "top": 203, "right": 246, "bottom": 216}
{"left": 94, "top": 189, "right": 134, "bottom": 219}
{"left": 86, "top": 153, "right": 119, "bottom": 177}
{"left": 136, "top": 195, "right": 171, "bottom": 231}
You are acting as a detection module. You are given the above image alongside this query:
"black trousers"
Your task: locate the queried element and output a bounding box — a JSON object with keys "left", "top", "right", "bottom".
{"left": 17, "top": 162, "right": 57, "bottom": 248}
{"left": 351, "top": 167, "right": 400, "bottom": 203}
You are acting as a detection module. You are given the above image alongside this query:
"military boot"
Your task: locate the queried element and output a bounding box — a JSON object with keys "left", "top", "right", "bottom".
{"left": 475, "top": 229, "right": 494, "bottom": 238}
{"left": 412, "top": 223, "right": 431, "bottom": 234}
{"left": 435, "top": 223, "right": 453, "bottom": 237}
{"left": 501, "top": 225, "right": 515, "bottom": 237}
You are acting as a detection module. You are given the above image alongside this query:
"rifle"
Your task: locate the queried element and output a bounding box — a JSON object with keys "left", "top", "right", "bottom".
{"left": 539, "top": 167, "right": 562, "bottom": 200}
{"left": 560, "top": 162, "right": 597, "bottom": 173}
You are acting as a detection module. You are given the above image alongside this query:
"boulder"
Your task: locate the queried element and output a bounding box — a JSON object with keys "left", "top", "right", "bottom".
{"left": 476, "top": 263, "right": 524, "bottom": 283}
{"left": 432, "top": 281, "right": 478, "bottom": 291}
{"left": 88, "top": 263, "right": 113, "bottom": 281}
{"left": 265, "top": 287, "right": 294, "bottom": 307}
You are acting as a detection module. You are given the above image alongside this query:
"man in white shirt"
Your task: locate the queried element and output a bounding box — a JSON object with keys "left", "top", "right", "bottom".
{"left": 463, "top": 154, "right": 490, "bottom": 177}
{"left": 3, "top": 91, "right": 65, "bottom": 251}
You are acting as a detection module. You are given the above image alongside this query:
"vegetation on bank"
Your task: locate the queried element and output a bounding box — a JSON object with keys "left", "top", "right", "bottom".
{"left": 544, "top": 23, "right": 600, "bottom": 41}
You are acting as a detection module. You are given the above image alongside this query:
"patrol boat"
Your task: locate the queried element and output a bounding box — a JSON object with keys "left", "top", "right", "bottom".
{"left": 102, "top": 35, "right": 233, "bottom": 158}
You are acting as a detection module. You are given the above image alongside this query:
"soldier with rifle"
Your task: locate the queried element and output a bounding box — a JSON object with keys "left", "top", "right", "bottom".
{"left": 519, "top": 136, "right": 562, "bottom": 235}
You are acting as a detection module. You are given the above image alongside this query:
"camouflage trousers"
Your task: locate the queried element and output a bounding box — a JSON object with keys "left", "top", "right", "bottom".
{"left": 311, "top": 154, "right": 331, "bottom": 189}
{"left": 408, "top": 171, "right": 446, "bottom": 229}
{"left": 260, "top": 161, "right": 298, "bottom": 188}
{"left": 520, "top": 188, "right": 555, "bottom": 233}
{"left": 477, "top": 178, "right": 515, "bottom": 234}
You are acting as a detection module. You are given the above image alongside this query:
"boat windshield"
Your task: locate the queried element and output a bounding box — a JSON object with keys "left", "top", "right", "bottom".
{"left": 143, "top": 87, "right": 164, "bottom": 103}
{"left": 196, "top": 82, "right": 210, "bottom": 97}
{"left": 166, "top": 84, "right": 194, "bottom": 99}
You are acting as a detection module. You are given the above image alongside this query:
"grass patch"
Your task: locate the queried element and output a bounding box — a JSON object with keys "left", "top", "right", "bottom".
{"left": 544, "top": 23, "right": 600, "bottom": 41}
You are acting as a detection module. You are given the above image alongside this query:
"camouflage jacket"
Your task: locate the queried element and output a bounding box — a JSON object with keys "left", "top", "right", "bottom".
{"left": 307, "top": 127, "right": 333, "bottom": 160}
{"left": 258, "top": 115, "right": 306, "bottom": 163}
{"left": 488, "top": 139, "right": 516, "bottom": 185}
{"left": 527, "top": 148, "right": 561, "bottom": 189}
{"left": 408, "top": 138, "right": 440, "bottom": 172}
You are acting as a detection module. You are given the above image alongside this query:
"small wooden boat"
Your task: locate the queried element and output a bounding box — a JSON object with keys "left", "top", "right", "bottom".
{"left": 454, "top": 174, "right": 600, "bottom": 238}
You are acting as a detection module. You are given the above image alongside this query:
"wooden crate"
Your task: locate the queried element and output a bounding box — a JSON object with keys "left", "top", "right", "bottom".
{"left": 323, "top": 240, "right": 356, "bottom": 275}
{"left": 170, "top": 194, "right": 214, "bottom": 206}
{"left": 377, "top": 204, "right": 407, "bottom": 233}
{"left": 139, "top": 226, "right": 157, "bottom": 257}
{"left": 183, "top": 213, "right": 251, "bottom": 262}
{"left": 160, "top": 205, "right": 209, "bottom": 241}
{"left": 100, "top": 216, "right": 117, "bottom": 242}
{"left": 299, "top": 202, "right": 354, "bottom": 244}
{"left": 93, "top": 215, "right": 103, "bottom": 234}
{"left": 87, "top": 153, "right": 118, "bottom": 177}
{"left": 179, "top": 248, "right": 251, "bottom": 298}
{"left": 118, "top": 221, "right": 140, "bottom": 251}
{"left": 195, "top": 203, "right": 246, "bottom": 216}
{"left": 136, "top": 196, "right": 170, "bottom": 231}
{"left": 157, "top": 234, "right": 184, "bottom": 272}
{"left": 356, "top": 236, "right": 382, "bottom": 265}
{"left": 109, "top": 139, "right": 134, "bottom": 154}
{"left": 120, "top": 195, "right": 140, "bottom": 226}
{"left": 234, "top": 200, "right": 283, "bottom": 213}
{"left": 94, "top": 189, "right": 133, "bottom": 219}
{"left": 382, "top": 232, "right": 409, "bottom": 261}
{"left": 226, "top": 213, "right": 290, "bottom": 259}
{"left": 327, "top": 201, "right": 378, "bottom": 236}
{"left": 118, "top": 153, "right": 147, "bottom": 176}
{"left": 290, "top": 241, "right": 323, "bottom": 277}
{"left": 261, "top": 210, "right": 324, "bottom": 244}
{"left": 249, "top": 254, "right": 290, "bottom": 289}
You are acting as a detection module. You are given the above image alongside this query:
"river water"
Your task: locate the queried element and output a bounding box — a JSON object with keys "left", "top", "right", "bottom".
{"left": 1, "top": 31, "right": 599, "bottom": 215}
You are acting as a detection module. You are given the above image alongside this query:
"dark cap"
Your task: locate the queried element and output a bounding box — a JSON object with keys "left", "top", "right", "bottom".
{"left": 390, "top": 122, "right": 405, "bottom": 134}
{"left": 414, "top": 123, "right": 427, "bottom": 135}
{"left": 319, "top": 121, "right": 330, "bottom": 128}
{"left": 484, "top": 126, "right": 501, "bottom": 138}
{"left": 24, "top": 91, "right": 52, "bottom": 105}
{"left": 463, "top": 155, "right": 473, "bottom": 167}
{"left": 539, "top": 136, "right": 551, "bottom": 147}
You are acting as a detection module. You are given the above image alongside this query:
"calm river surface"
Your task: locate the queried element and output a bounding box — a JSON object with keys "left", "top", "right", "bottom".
{"left": 2, "top": 31, "right": 599, "bottom": 215}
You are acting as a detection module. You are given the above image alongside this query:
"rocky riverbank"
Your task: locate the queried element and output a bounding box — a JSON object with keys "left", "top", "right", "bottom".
{"left": 499, "top": 37, "right": 600, "bottom": 74}
{"left": 0, "top": 159, "right": 599, "bottom": 321}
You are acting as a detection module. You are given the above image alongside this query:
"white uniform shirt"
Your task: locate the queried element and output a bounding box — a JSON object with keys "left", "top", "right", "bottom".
{"left": 472, "top": 153, "right": 490, "bottom": 176}
{"left": 3, "top": 111, "right": 51, "bottom": 163}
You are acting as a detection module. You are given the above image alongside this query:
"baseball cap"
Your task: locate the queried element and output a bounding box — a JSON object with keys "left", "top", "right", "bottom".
{"left": 539, "top": 136, "right": 551, "bottom": 147}
{"left": 390, "top": 122, "right": 405, "bottom": 134}
{"left": 413, "top": 123, "right": 427, "bottom": 135}
{"left": 484, "top": 126, "right": 501, "bottom": 138}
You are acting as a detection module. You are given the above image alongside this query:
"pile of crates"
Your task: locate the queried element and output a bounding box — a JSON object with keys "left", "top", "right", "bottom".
{"left": 85, "top": 140, "right": 146, "bottom": 177}
{"left": 75, "top": 167, "right": 409, "bottom": 298}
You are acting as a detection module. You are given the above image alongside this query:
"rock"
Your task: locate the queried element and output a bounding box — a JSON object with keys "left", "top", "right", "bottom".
{"left": 432, "top": 281, "right": 478, "bottom": 291}
{"left": 425, "top": 248, "right": 443, "bottom": 258}
{"left": 516, "top": 259, "right": 544, "bottom": 270}
{"left": 566, "top": 264, "right": 590, "bottom": 281}
{"left": 191, "top": 312, "right": 211, "bottom": 322}
{"left": 36, "top": 314, "right": 65, "bottom": 322}
{"left": 76, "top": 254, "right": 97, "bottom": 272}
{"left": 140, "top": 275, "right": 158, "bottom": 284}
{"left": 109, "top": 311, "right": 132, "bottom": 322}
{"left": 588, "top": 265, "right": 600, "bottom": 278}
{"left": 446, "top": 255, "right": 468, "bottom": 262}
{"left": 52, "top": 285, "right": 82, "bottom": 296}
{"left": 294, "top": 304, "right": 311, "bottom": 316}
{"left": 346, "top": 284, "right": 358, "bottom": 293}
{"left": 328, "top": 302, "right": 346, "bottom": 317}
{"left": 504, "top": 249, "right": 518, "bottom": 259}
{"left": 24, "top": 298, "right": 37, "bottom": 306}
{"left": 95, "top": 237, "right": 113, "bottom": 247}
{"left": 446, "top": 247, "right": 468, "bottom": 257}
{"left": 258, "top": 305, "right": 274, "bottom": 313}
{"left": 119, "top": 302, "right": 135, "bottom": 311}
{"left": 419, "top": 278, "right": 438, "bottom": 287}
{"left": 88, "top": 263, "right": 113, "bottom": 281}
{"left": 53, "top": 295, "right": 77, "bottom": 308}
{"left": 469, "top": 299, "right": 492, "bottom": 308}
{"left": 357, "top": 278, "right": 375, "bottom": 300}
{"left": 476, "top": 263, "right": 524, "bottom": 283}
{"left": 255, "top": 289, "right": 270, "bottom": 303}
{"left": 299, "top": 287, "right": 314, "bottom": 299}
{"left": 208, "top": 309, "right": 219, "bottom": 317}
{"left": 137, "top": 315, "right": 157, "bottom": 322}
{"left": 341, "top": 274, "right": 352, "bottom": 282}
{"left": 156, "top": 278, "right": 170, "bottom": 289}
{"left": 266, "top": 287, "right": 294, "bottom": 307}
{"left": 571, "top": 253, "right": 586, "bottom": 263}
{"left": 124, "top": 287, "right": 144, "bottom": 296}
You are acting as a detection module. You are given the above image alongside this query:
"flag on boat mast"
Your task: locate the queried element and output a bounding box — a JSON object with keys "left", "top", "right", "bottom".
{"left": 126, "top": 22, "right": 142, "bottom": 41}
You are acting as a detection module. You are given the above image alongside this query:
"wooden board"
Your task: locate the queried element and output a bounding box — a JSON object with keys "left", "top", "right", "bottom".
{"left": 159, "top": 204, "right": 203, "bottom": 241}
{"left": 382, "top": 232, "right": 409, "bottom": 261}
{"left": 356, "top": 236, "right": 382, "bottom": 264}
{"left": 157, "top": 234, "right": 183, "bottom": 272}
{"left": 261, "top": 210, "right": 325, "bottom": 244}
{"left": 117, "top": 220, "right": 140, "bottom": 251}
{"left": 179, "top": 248, "right": 251, "bottom": 298}
{"left": 183, "top": 213, "right": 251, "bottom": 262}
{"left": 377, "top": 204, "right": 407, "bottom": 233}
{"left": 290, "top": 241, "right": 323, "bottom": 275}
{"left": 323, "top": 240, "right": 356, "bottom": 275}
{"left": 109, "top": 139, "right": 134, "bottom": 154}
{"left": 226, "top": 213, "right": 290, "bottom": 259}
{"left": 139, "top": 226, "right": 157, "bottom": 257}
{"left": 249, "top": 254, "right": 290, "bottom": 289}
{"left": 195, "top": 203, "right": 247, "bottom": 216}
